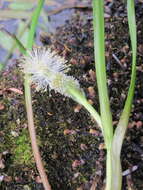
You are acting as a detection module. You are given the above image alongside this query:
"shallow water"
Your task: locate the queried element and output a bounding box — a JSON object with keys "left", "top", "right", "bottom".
{"left": 0, "top": 0, "right": 74, "bottom": 68}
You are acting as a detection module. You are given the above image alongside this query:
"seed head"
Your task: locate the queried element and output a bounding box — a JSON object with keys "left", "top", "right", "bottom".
{"left": 20, "top": 47, "right": 84, "bottom": 98}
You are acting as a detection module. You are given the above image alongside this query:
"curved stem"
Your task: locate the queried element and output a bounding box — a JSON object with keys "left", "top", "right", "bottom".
{"left": 80, "top": 98, "right": 102, "bottom": 130}
{"left": 24, "top": 77, "right": 52, "bottom": 190}
{"left": 24, "top": 0, "right": 52, "bottom": 189}
{"left": 67, "top": 87, "right": 102, "bottom": 129}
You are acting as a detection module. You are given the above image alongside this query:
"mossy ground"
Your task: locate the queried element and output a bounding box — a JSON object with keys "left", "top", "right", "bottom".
{"left": 0, "top": 64, "right": 101, "bottom": 190}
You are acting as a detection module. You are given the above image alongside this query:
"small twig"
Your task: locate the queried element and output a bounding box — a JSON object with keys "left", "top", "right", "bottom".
{"left": 126, "top": 175, "right": 135, "bottom": 190}
{"left": 122, "top": 165, "right": 138, "bottom": 176}
{"left": 112, "top": 53, "right": 125, "bottom": 69}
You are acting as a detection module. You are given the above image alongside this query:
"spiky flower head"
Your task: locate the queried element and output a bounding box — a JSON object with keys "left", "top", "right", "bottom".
{"left": 20, "top": 47, "right": 84, "bottom": 98}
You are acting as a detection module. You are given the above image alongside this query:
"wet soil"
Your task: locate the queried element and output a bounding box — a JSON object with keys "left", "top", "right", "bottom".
{"left": 1, "top": 1, "right": 143, "bottom": 190}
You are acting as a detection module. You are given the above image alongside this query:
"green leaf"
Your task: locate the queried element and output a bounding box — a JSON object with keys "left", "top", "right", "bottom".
{"left": 17, "top": 21, "right": 30, "bottom": 47}
{"left": 93, "top": 0, "right": 113, "bottom": 149}
{"left": 27, "top": 0, "right": 45, "bottom": 49}
{"left": 0, "top": 28, "right": 26, "bottom": 55}
{"left": 113, "top": 0, "right": 137, "bottom": 164}
{"left": 93, "top": 1, "right": 114, "bottom": 189}
{"left": 112, "top": 0, "right": 137, "bottom": 189}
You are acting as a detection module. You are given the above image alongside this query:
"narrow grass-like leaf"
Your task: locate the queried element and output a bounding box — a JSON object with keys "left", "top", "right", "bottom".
{"left": 92, "top": 1, "right": 113, "bottom": 189}
{"left": 0, "top": 27, "right": 26, "bottom": 55}
{"left": 92, "top": 0, "right": 113, "bottom": 149}
{"left": 112, "top": 0, "right": 137, "bottom": 189}
{"left": 27, "top": 0, "right": 44, "bottom": 49}
{"left": 2, "top": 19, "right": 31, "bottom": 70}
{"left": 0, "top": 25, "right": 27, "bottom": 72}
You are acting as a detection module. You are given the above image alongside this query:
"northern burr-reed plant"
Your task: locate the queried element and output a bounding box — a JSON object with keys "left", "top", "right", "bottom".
{"left": 1, "top": 0, "right": 137, "bottom": 190}
{"left": 93, "top": 0, "right": 137, "bottom": 189}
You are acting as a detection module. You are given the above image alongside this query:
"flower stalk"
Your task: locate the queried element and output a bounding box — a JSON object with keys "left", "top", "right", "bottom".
{"left": 23, "top": 0, "right": 52, "bottom": 190}
{"left": 21, "top": 47, "right": 102, "bottom": 130}
{"left": 24, "top": 79, "right": 52, "bottom": 190}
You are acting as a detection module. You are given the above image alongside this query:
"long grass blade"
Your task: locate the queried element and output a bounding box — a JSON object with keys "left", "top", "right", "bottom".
{"left": 0, "top": 27, "right": 26, "bottom": 55}
{"left": 112, "top": 0, "right": 137, "bottom": 189}
{"left": 92, "top": 0, "right": 113, "bottom": 149}
{"left": 92, "top": 1, "right": 113, "bottom": 189}
{"left": 0, "top": 27, "right": 27, "bottom": 71}
{"left": 27, "top": 0, "right": 44, "bottom": 49}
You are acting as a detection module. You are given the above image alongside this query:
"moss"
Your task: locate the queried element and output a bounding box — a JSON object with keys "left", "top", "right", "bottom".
{"left": 0, "top": 90, "right": 34, "bottom": 167}
{"left": 12, "top": 128, "right": 34, "bottom": 166}
{"left": 0, "top": 120, "right": 34, "bottom": 166}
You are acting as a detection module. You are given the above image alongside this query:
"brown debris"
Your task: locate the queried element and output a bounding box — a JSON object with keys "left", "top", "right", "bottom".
{"left": 7, "top": 87, "right": 23, "bottom": 95}
{"left": 89, "top": 129, "right": 99, "bottom": 136}
{"left": 4, "top": 176, "right": 12, "bottom": 182}
{"left": 63, "top": 129, "right": 76, "bottom": 135}
{"left": 87, "top": 86, "right": 96, "bottom": 99}
{"left": 89, "top": 69, "right": 96, "bottom": 81}
{"left": 0, "top": 103, "right": 4, "bottom": 110}
{"left": 74, "top": 104, "right": 82, "bottom": 112}
{"left": 35, "top": 176, "right": 42, "bottom": 183}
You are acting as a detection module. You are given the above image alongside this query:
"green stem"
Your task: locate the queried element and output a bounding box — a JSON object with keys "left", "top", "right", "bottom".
{"left": 92, "top": 0, "right": 113, "bottom": 148}
{"left": 67, "top": 87, "right": 102, "bottom": 130}
{"left": 92, "top": 0, "right": 113, "bottom": 189}
{"left": 82, "top": 100, "right": 102, "bottom": 129}
{"left": 111, "top": 148, "right": 122, "bottom": 190}
{"left": 106, "top": 149, "right": 112, "bottom": 190}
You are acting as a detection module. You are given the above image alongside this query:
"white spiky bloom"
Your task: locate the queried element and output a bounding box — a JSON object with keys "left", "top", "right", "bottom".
{"left": 20, "top": 47, "right": 84, "bottom": 98}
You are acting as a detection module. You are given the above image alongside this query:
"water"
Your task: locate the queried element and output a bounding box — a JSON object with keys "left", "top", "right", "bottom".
{"left": 0, "top": 0, "right": 74, "bottom": 68}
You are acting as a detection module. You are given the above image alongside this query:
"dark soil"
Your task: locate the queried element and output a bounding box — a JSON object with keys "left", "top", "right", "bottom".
{"left": 1, "top": 1, "right": 143, "bottom": 190}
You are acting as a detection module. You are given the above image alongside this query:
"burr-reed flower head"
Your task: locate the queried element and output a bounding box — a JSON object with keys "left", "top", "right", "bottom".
{"left": 20, "top": 47, "right": 84, "bottom": 98}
